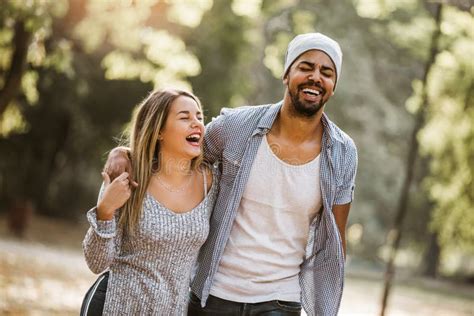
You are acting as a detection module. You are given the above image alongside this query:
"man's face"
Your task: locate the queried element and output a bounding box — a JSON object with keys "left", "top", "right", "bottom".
{"left": 283, "top": 50, "right": 336, "bottom": 117}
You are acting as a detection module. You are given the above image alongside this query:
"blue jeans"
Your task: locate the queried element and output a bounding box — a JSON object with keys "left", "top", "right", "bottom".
{"left": 187, "top": 292, "right": 302, "bottom": 316}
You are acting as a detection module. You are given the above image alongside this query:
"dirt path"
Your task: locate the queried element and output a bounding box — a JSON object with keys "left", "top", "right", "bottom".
{"left": 0, "top": 238, "right": 95, "bottom": 315}
{"left": 0, "top": 215, "right": 472, "bottom": 315}
{"left": 340, "top": 271, "right": 473, "bottom": 315}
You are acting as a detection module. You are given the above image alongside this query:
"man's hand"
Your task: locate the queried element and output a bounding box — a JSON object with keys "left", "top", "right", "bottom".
{"left": 97, "top": 172, "right": 131, "bottom": 220}
{"left": 104, "top": 146, "right": 138, "bottom": 187}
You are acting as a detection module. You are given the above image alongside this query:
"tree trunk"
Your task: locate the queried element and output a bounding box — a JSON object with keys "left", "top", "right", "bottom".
{"left": 7, "top": 198, "right": 34, "bottom": 238}
{"left": 379, "top": 3, "right": 444, "bottom": 316}
{"left": 422, "top": 232, "right": 441, "bottom": 278}
{"left": 0, "top": 21, "right": 32, "bottom": 120}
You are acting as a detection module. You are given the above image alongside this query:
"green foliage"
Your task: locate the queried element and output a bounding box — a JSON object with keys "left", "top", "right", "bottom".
{"left": 419, "top": 6, "right": 474, "bottom": 252}
{"left": 0, "top": 51, "right": 152, "bottom": 218}
{"left": 73, "top": 0, "right": 206, "bottom": 90}
{"left": 0, "top": 102, "right": 28, "bottom": 136}
{"left": 0, "top": 0, "right": 71, "bottom": 136}
{"left": 339, "top": 0, "right": 474, "bottom": 269}
{"left": 0, "top": 0, "right": 204, "bottom": 216}
{"left": 187, "top": 0, "right": 254, "bottom": 118}
{"left": 0, "top": 0, "right": 70, "bottom": 76}
{"left": 264, "top": 32, "right": 292, "bottom": 78}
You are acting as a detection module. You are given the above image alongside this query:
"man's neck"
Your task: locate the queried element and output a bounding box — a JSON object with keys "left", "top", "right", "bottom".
{"left": 272, "top": 100, "right": 324, "bottom": 143}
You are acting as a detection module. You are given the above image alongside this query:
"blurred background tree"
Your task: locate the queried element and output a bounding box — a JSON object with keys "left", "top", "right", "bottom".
{"left": 0, "top": 0, "right": 472, "bottom": 294}
{"left": 418, "top": 3, "right": 474, "bottom": 275}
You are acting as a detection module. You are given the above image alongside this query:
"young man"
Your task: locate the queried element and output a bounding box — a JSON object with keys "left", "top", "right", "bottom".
{"left": 106, "top": 33, "right": 357, "bottom": 316}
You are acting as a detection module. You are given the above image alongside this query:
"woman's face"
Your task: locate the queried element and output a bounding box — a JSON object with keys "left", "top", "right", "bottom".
{"left": 159, "top": 96, "right": 204, "bottom": 162}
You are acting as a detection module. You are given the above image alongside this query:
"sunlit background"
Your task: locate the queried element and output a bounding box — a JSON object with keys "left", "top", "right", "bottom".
{"left": 0, "top": 0, "right": 473, "bottom": 315}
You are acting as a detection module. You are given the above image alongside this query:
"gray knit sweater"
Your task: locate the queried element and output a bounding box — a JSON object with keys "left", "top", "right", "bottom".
{"left": 83, "top": 171, "right": 217, "bottom": 315}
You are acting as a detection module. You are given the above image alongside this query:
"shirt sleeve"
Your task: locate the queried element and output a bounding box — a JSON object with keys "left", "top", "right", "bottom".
{"left": 334, "top": 140, "right": 358, "bottom": 205}
{"left": 203, "top": 110, "right": 227, "bottom": 165}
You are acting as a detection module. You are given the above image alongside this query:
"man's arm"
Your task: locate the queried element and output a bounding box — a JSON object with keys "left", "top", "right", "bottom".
{"left": 333, "top": 139, "right": 358, "bottom": 259}
{"left": 203, "top": 112, "right": 226, "bottom": 164}
{"left": 332, "top": 203, "right": 351, "bottom": 258}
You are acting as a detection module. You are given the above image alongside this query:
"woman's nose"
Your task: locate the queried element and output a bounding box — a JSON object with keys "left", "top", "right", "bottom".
{"left": 191, "top": 117, "right": 202, "bottom": 127}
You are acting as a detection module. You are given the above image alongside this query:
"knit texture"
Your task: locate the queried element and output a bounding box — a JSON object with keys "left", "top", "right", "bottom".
{"left": 83, "top": 170, "right": 218, "bottom": 315}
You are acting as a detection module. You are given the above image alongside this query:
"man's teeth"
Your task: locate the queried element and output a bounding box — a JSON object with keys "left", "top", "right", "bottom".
{"left": 303, "top": 88, "right": 321, "bottom": 96}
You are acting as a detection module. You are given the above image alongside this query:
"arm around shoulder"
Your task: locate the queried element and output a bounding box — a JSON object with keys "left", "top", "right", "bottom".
{"left": 104, "top": 146, "right": 136, "bottom": 185}
{"left": 204, "top": 113, "right": 227, "bottom": 164}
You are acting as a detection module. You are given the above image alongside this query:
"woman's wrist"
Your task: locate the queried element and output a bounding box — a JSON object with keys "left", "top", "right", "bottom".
{"left": 96, "top": 202, "right": 114, "bottom": 221}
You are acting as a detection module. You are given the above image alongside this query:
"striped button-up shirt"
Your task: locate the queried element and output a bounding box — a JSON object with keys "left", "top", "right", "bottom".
{"left": 191, "top": 101, "right": 358, "bottom": 316}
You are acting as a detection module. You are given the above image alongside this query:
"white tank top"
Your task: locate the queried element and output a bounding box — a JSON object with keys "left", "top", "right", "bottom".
{"left": 210, "top": 135, "right": 322, "bottom": 303}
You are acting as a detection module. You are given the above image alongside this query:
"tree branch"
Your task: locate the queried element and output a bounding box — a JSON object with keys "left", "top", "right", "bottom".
{"left": 0, "top": 20, "right": 32, "bottom": 119}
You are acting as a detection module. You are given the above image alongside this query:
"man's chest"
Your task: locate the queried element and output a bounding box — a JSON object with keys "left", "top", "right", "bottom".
{"left": 266, "top": 134, "right": 322, "bottom": 165}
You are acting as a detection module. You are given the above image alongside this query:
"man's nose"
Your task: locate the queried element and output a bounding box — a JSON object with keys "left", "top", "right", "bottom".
{"left": 308, "top": 69, "right": 322, "bottom": 83}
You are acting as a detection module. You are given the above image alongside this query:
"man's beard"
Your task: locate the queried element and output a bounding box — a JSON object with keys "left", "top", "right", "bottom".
{"left": 288, "top": 82, "right": 326, "bottom": 118}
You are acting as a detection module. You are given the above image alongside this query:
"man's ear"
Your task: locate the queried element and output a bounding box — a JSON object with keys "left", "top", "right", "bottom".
{"left": 283, "top": 74, "right": 288, "bottom": 85}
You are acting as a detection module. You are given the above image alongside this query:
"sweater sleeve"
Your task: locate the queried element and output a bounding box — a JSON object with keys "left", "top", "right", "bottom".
{"left": 82, "top": 183, "right": 121, "bottom": 274}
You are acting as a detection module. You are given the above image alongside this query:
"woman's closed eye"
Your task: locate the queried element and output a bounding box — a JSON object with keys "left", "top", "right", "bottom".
{"left": 179, "top": 116, "right": 203, "bottom": 122}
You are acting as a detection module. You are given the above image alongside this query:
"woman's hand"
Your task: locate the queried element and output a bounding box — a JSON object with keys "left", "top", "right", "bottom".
{"left": 97, "top": 172, "right": 132, "bottom": 220}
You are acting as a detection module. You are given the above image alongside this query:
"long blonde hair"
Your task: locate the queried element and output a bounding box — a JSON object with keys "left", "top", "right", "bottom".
{"left": 120, "top": 88, "right": 203, "bottom": 236}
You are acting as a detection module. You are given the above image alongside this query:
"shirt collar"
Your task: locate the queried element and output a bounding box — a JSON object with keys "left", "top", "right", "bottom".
{"left": 321, "top": 112, "right": 346, "bottom": 148}
{"left": 254, "top": 101, "right": 283, "bottom": 135}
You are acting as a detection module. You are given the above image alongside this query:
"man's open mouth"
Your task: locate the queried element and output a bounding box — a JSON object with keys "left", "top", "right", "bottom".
{"left": 302, "top": 88, "right": 322, "bottom": 96}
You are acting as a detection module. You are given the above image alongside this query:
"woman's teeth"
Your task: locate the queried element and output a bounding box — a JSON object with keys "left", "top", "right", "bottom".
{"left": 186, "top": 134, "right": 201, "bottom": 143}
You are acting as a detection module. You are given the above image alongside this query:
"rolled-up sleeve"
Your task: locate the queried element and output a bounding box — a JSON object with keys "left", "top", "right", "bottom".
{"left": 334, "top": 140, "right": 358, "bottom": 205}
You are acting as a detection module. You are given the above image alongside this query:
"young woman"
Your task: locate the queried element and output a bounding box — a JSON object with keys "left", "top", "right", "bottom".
{"left": 82, "top": 89, "right": 217, "bottom": 315}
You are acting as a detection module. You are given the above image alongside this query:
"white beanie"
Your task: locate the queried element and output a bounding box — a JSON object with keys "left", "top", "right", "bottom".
{"left": 283, "top": 33, "right": 342, "bottom": 89}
